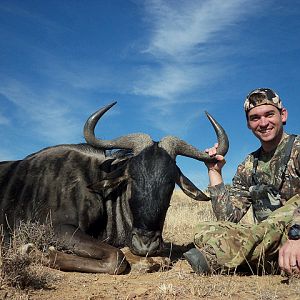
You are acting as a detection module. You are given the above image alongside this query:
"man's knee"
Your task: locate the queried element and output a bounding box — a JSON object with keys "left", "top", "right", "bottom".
{"left": 194, "top": 221, "right": 226, "bottom": 247}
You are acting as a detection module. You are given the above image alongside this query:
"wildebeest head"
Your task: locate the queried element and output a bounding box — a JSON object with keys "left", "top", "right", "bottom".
{"left": 84, "top": 102, "right": 229, "bottom": 256}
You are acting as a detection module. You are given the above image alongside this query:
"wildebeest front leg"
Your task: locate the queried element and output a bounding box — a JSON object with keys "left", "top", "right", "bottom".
{"left": 50, "top": 224, "right": 128, "bottom": 274}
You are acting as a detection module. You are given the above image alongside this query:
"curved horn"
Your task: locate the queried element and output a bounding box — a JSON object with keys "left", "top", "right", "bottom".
{"left": 159, "top": 111, "right": 229, "bottom": 162}
{"left": 204, "top": 111, "right": 229, "bottom": 158}
{"left": 84, "top": 102, "right": 153, "bottom": 154}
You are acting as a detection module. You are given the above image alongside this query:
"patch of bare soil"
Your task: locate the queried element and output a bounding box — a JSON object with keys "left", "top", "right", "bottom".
{"left": 3, "top": 249, "right": 300, "bottom": 300}
{"left": 2, "top": 191, "right": 300, "bottom": 299}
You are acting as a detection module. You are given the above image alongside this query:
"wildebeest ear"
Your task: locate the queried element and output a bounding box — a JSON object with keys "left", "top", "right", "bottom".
{"left": 88, "top": 163, "right": 129, "bottom": 198}
{"left": 175, "top": 166, "right": 210, "bottom": 201}
{"left": 88, "top": 174, "right": 128, "bottom": 198}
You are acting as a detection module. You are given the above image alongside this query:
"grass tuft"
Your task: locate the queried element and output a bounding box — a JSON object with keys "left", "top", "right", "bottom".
{"left": 0, "top": 221, "right": 61, "bottom": 291}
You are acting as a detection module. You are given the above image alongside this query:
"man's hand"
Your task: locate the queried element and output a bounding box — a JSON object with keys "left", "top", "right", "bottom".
{"left": 278, "top": 239, "right": 300, "bottom": 274}
{"left": 205, "top": 143, "right": 226, "bottom": 186}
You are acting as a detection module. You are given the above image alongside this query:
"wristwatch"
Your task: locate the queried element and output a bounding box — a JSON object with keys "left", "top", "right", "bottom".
{"left": 288, "top": 224, "right": 300, "bottom": 240}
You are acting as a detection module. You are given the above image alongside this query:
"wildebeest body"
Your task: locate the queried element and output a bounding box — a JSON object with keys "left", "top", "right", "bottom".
{"left": 0, "top": 145, "right": 132, "bottom": 245}
{"left": 0, "top": 102, "right": 229, "bottom": 274}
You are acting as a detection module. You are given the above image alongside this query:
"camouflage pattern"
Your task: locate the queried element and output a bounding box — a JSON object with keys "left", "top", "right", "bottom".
{"left": 249, "top": 183, "right": 282, "bottom": 221}
{"left": 208, "top": 133, "right": 300, "bottom": 223}
{"left": 292, "top": 206, "right": 300, "bottom": 225}
{"left": 244, "top": 88, "right": 282, "bottom": 112}
{"left": 194, "top": 194, "right": 300, "bottom": 271}
{"left": 193, "top": 133, "right": 300, "bottom": 271}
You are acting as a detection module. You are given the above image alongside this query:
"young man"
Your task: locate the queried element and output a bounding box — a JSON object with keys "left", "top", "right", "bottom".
{"left": 184, "top": 88, "right": 300, "bottom": 275}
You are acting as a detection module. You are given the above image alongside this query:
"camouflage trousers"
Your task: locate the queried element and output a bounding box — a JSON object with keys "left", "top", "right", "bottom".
{"left": 193, "top": 194, "right": 300, "bottom": 273}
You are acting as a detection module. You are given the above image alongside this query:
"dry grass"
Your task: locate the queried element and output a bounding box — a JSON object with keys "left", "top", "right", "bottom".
{"left": 158, "top": 189, "right": 299, "bottom": 299}
{"left": 0, "top": 221, "right": 61, "bottom": 291}
{"left": 163, "top": 189, "right": 254, "bottom": 245}
{"left": 1, "top": 190, "right": 299, "bottom": 300}
{"left": 152, "top": 273, "right": 300, "bottom": 300}
{"left": 163, "top": 190, "right": 217, "bottom": 245}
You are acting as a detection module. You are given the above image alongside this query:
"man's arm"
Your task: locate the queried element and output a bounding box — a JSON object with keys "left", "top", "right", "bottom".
{"left": 205, "top": 143, "right": 226, "bottom": 187}
{"left": 279, "top": 206, "right": 300, "bottom": 274}
{"left": 279, "top": 145, "right": 300, "bottom": 274}
{"left": 204, "top": 144, "right": 252, "bottom": 222}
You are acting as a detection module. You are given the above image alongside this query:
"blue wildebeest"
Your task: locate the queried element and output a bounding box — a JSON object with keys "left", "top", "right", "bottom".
{"left": 0, "top": 102, "right": 228, "bottom": 274}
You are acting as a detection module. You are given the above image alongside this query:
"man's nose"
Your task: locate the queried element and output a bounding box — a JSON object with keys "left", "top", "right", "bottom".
{"left": 259, "top": 117, "right": 269, "bottom": 127}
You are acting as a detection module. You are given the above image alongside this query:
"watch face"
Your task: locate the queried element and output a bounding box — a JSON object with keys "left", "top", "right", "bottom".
{"left": 288, "top": 224, "right": 300, "bottom": 240}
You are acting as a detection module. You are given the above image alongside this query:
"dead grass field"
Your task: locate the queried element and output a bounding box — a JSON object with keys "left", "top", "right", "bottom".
{"left": 1, "top": 189, "right": 299, "bottom": 300}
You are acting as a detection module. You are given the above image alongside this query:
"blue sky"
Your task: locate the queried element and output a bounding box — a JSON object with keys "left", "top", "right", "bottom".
{"left": 1, "top": 0, "right": 300, "bottom": 189}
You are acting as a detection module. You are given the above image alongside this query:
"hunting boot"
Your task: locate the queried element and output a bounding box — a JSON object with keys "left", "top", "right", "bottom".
{"left": 183, "top": 247, "right": 213, "bottom": 274}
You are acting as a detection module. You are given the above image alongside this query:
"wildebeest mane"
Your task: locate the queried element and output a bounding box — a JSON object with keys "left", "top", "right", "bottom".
{"left": 24, "top": 143, "right": 106, "bottom": 160}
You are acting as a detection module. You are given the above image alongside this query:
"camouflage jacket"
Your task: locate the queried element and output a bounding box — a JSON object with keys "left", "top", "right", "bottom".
{"left": 208, "top": 133, "right": 300, "bottom": 223}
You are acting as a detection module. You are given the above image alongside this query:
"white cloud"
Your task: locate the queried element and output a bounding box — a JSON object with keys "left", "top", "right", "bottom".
{"left": 133, "top": 62, "right": 223, "bottom": 100}
{"left": 39, "top": 57, "right": 118, "bottom": 91}
{"left": 0, "top": 0, "right": 262, "bottom": 152}
{"left": 144, "top": 0, "right": 251, "bottom": 59}
{"left": 133, "top": 64, "right": 197, "bottom": 99}
{"left": 0, "top": 77, "right": 81, "bottom": 145}
{"left": 133, "top": 0, "right": 259, "bottom": 104}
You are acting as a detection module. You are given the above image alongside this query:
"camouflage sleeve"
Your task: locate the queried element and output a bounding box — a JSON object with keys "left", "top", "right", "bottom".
{"left": 291, "top": 146, "right": 300, "bottom": 225}
{"left": 208, "top": 157, "right": 253, "bottom": 223}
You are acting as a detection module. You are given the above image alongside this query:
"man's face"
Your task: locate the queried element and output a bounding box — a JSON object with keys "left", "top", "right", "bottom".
{"left": 247, "top": 104, "right": 288, "bottom": 143}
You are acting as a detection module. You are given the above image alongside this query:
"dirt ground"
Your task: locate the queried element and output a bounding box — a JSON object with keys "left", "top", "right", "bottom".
{"left": 2, "top": 191, "right": 300, "bottom": 299}
{"left": 3, "top": 246, "right": 300, "bottom": 300}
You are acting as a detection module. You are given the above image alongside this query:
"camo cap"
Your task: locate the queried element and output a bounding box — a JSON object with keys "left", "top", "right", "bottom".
{"left": 244, "top": 88, "right": 282, "bottom": 112}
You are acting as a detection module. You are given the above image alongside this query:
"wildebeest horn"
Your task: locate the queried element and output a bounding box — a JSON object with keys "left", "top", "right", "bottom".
{"left": 159, "top": 111, "right": 229, "bottom": 162}
{"left": 84, "top": 102, "right": 153, "bottom": 154}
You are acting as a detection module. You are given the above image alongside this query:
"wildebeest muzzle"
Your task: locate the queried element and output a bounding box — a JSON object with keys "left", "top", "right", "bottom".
{"left": 130, "top": 227, "right": 162, "bottom": 256}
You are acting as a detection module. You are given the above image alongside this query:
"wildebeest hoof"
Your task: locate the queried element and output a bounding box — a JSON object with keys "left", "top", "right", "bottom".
{"left": 18, "top": 243, "right": 35, "bottom": 255}
{"left": 48, "top": 246, "right": 56, "bottom": 252}
{"left": 18, "top": 243, "right": 49, "bottom": 265}
{"left": 110, "top": 250, "right": 129, "bottom": 275}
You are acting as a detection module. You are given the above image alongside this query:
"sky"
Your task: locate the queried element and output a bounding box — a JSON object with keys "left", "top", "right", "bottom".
{"left": 1, "top": 0, "right": 300, "bottom": 190}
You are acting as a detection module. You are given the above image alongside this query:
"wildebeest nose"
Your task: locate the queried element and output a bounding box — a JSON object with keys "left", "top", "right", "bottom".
{"left": 130, "top": 229, "right": 161, "bottom": 256}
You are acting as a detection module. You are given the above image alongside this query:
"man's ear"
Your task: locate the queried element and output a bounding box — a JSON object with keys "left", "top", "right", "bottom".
{"left": 246, "top": 117, "right": 252, "bottom": 129}
{"left": 245, "top": 112, "right": 251, "bottom": 129}
{"left": 281, "top": 107, "right": 288, "bottom": 124}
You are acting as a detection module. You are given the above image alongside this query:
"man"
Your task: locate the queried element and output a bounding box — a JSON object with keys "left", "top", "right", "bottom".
{"left": 184, "top": 88, "right": 300, "bottom": 275}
